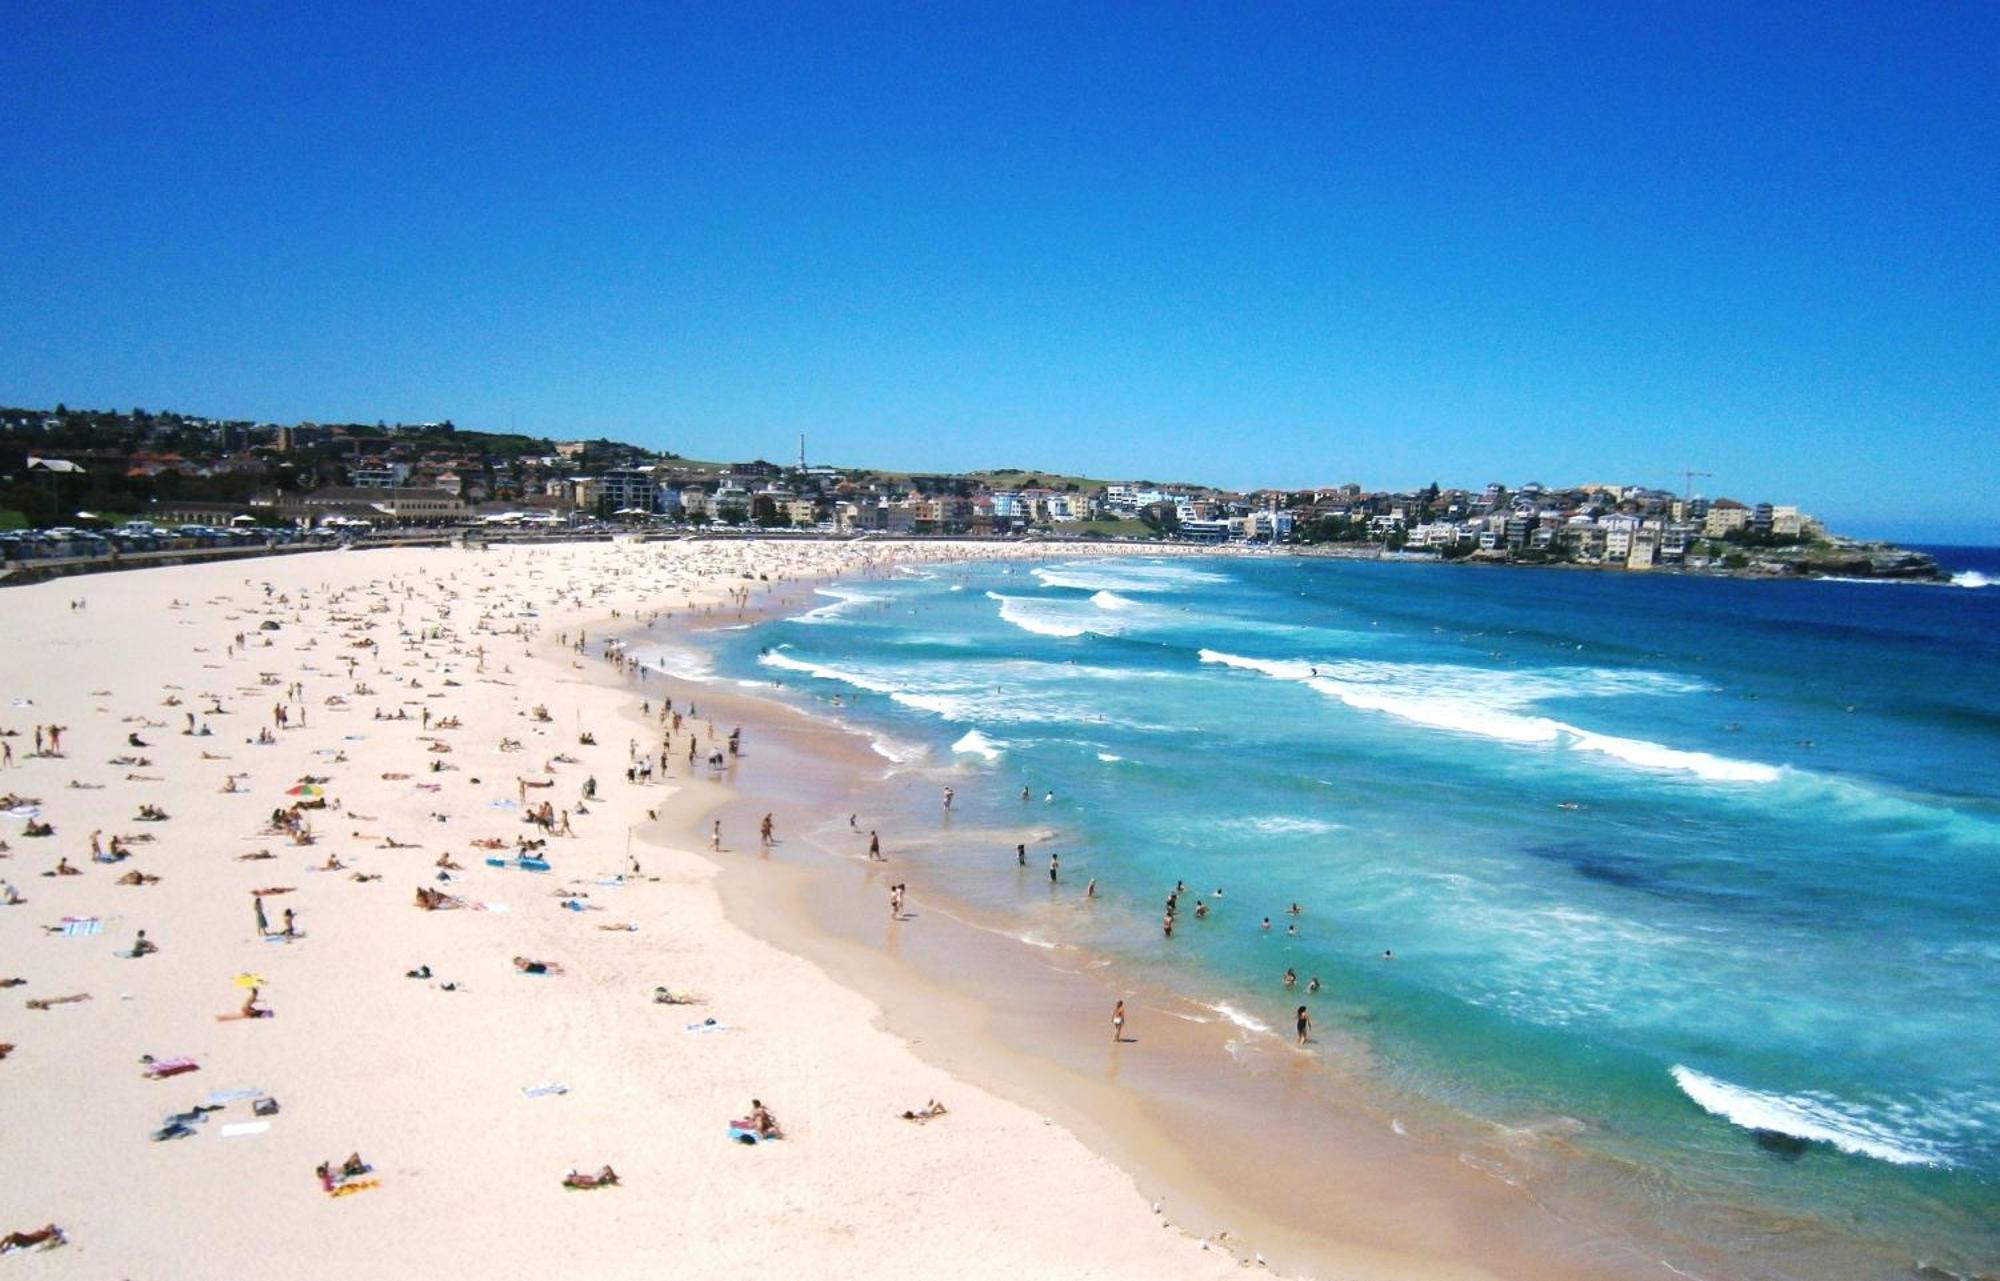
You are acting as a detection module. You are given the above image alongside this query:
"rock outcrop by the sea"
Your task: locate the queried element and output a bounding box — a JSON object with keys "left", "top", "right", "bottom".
{"left": 1748, "top": 540, "right": 1946, "bottom": 581}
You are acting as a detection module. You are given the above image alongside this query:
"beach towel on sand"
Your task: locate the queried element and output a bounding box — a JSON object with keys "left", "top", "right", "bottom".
{"left": 728, "top": 1126, "right": 780, "bottom": 1145}
{"left": 141, "top": 1058, "right": 199, "bottom": 1079}
{"left": 521, "top": 1083, "right": 569, "bottom": 1098}
{"left": 62, "top": 917, "right": 102, "bottom": 937}
{"left": 684, "top": 1020, "right": 727, "bottom": 1034}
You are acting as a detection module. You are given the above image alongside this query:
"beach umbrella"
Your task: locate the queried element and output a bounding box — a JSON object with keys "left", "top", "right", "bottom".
{"left": 285, "top": 784, "right": 324, "bottom": 798}
{"left": 232, "top": 973, "right": 267, "bottom": 989}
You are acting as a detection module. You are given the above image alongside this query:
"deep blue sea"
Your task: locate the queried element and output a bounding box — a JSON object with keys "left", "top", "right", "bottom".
{"left": 690, "top": 547, "right": 2000, "bottom": 1275}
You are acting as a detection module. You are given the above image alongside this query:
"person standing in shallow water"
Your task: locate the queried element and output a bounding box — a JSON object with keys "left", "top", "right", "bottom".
{"left": 1296, "top": 1005, "right": 1311, "bottom": 1045}
{"left": 1112, "top": 1000, "right": 1126, "bottom": 1042}
{"left": 1048, "top": 852, "right": 1059, "bottom": 884}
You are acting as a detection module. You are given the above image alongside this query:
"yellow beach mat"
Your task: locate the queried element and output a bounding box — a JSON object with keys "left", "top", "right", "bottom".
{"left": 329, "top": 1179, "right": 380, "bottom": 1198}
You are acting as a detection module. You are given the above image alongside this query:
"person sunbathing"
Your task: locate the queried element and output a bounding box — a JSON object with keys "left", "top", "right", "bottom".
{"left": 562, "top": 1165, "right": 619, "bottom": 1189}
{"left": 435, "top": 853, "right": 463, "bottom": 870}
{"left": 0, "top": 1224, "right": 65, "bottom": 1253}
{"left": 117, "top": 870, "right": 160, "bottom": 886}
{"left": 320, "top": 854, "right": 345, "bottom": 871}
{"left": 23, "top": 820, "right": 54, "bottom": 839}
{"left": 48, "top": 857, "right": 78, "bottom": 876}
{"left": 900, "top": 1099, "right": 949, "bottom": 1122}
{"left": 413, "top": 886, "right": 463, "bottom": 910}
{"left": 743, "top": 1100, "right": 782, "bottom": 1139}
{"left": 315, "top": 1154, "right": 371, "bottom": 1192}
{"left": 513, "top": 956, "right": 563, "bottom": 975}
{"left": 239, "top": 987, "right": 270, "bottom": 1018}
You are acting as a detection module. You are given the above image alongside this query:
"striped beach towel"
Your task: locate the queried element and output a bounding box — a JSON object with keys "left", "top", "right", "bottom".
{"left": 61, "top": 917, "right": 102, "bottom": 937}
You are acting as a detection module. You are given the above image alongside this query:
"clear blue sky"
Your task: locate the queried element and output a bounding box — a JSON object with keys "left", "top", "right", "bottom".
{"left": 1, "top": 2, "right": 1993, "bottom": 542}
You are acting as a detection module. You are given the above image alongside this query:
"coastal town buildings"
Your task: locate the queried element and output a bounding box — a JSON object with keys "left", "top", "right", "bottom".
{"left": 0, "top": 401, "right": 1922, "bottom": 578}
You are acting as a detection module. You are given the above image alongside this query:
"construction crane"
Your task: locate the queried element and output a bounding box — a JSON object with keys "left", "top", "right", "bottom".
{"left": 1682, "top": 469, "right": 1712, "bottom": 502}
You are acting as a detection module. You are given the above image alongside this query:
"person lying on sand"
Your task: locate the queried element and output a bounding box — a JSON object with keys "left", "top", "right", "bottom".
{"left": 116, "top": 870, "right": 160, "bottom": 886}
{"left": 562, "top": 1165, "right": 619, "bottom": 1190}
{"left": 900, "top": 1100, "right": 949, "bottom": 1122}
{"left": 0, "top": 1224, "right": 65, "bottom": 1253}
{"left": 26, "top": 993, "right": 91, "bottom": 1011}
{"left": 414, "top": 886, "right": 464, "bottom": 911}
{"left": 513, "top": 956, "right": 563, "bottom": 976}
{"left": 315, "top": 1154, "right": 371, "bottom": 1192}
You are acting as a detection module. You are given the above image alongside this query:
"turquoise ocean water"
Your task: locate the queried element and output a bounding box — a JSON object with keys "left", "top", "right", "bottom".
{"left": 686, "top": 549, "right": 2000, "bottom": 1276}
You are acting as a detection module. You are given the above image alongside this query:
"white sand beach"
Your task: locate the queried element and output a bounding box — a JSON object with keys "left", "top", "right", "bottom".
{"left": 0, "top": 539, "right": 1278, "bottom": 1280}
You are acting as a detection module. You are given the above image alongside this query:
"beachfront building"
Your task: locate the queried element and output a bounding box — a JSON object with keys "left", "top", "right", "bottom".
{"left": 1179, "top": 517, "right": 1231, "bottom": 543}
{"left": 597, "top": 466, "right": 661, "bottom": 514}
{"left": 282, "top": 485, "right": 467, "bottom": 527}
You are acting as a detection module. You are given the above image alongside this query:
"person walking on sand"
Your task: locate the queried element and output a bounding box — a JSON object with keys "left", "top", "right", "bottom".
{"left": 1112, "top": 1000, "right": 1126, "bottom": 1042}
{"left": 710, "top": 820, "right": 722, "bottom": 852}
{"left": 253, "top": 896, "right": 268, "bottom": 937}
{"left": 1016, "top": 842, "right": 1026, "bottom": 867}
{"left": 282, "top": 908, "right": 296, "bottom": 939}
{"left": 1296, "top": 1005, "right": 1312, "bottom": 1045}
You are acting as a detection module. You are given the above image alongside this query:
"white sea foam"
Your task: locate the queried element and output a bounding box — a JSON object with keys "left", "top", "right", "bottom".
{"left": 1207, "top": 1002, "right": 1274, "bottom": 1036}
{"left": 869, "top": 736, "right": 929, "bottom": 765}
{"left": 986, "top": 591, "right": 1114, "bottom": 638}
{"left": 1030, "top": 561, "right": 1227, "bottom": 593}
{"left": 1951, "top": 570, "right": 1991, "bottom": 589}
{"left": 1669, "top": 1065, "right": 1949, "bottom": 1168}
{"left": 1088, "top": 589, "right": 1143, "bottom": 611}
{"left": 1096, "top": 752, "right": 1123, "bottom": 762}
{"left": 1243, "top": 816, "right": 1343, "bottom": 836}
{"left": 758, "top": 649, "right": 904, "bottom": 694}
{"left": 1197, "top": 649, "right": 1777, "bottom": 784}
{"left": 645, "top": 647, "right": 715, "bottom": 683}
{"left": 952, "top": 730, "right": 1006, "bottom": 761}
{"left": 794, "top": 586, "right": 887, "bottom": 624}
